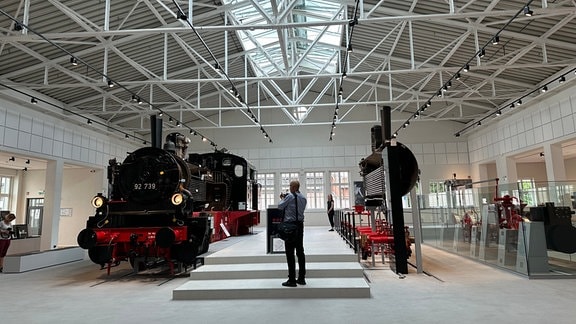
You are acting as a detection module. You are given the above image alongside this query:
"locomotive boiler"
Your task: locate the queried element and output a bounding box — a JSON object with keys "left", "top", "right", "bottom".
{"left": 77, "top": 132, "right": 260, "bottom": 274}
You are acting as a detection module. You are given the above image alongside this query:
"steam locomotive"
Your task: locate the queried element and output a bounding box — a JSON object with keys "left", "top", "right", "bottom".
{"left": 77, "top": 132, "right": 260, "bottom": 274}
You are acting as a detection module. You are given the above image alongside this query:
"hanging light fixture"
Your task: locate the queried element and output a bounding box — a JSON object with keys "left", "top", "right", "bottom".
{"left": 30, "top": 97, "right": 37, "bottom": 104}
{"left": 70, "top": 57, "right": 78, "bottom": 66}
{"left": 524, "top": 6, "right": 533, "bottom": 17}
{"left": 463, "top": 64, "right": 470, "bottom": 72}
{"left": 492, "top": 36, "right": 500, "bottom": 45}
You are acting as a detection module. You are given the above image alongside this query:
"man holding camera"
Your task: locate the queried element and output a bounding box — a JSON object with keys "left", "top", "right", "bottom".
{"left": 0, "top": 213, "right": 16, "bottom": 272}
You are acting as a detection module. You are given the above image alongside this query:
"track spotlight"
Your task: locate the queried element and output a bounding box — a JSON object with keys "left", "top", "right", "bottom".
{"left": 143, "top": 141, "right": 147, "bottom": 145}
{"left": 425, "top": 101, "right": 431, "bottom": 108}
{"left": 539, "top": 152, "right": 544, "bottom": 157}
{"left": 559, "top": 76, "right": 566, "bottom": 83}
{"left": 496, "top": 110, "right": 502, "bottom": 116}
{"left": 107, "top": 79, "right": 114, "bottom": 88}
{"left": 348, "top": 18, "right": 358, "bottom": 27}
{"left": 25, "top": 159, "right": 30, "bottom": 164}
{"left": 169, "top": 117, "right": 173, "bottom": 122}
{"left": 177, "top": 11, "right": 187, "bottom": 20}
{"left": 70, "top": 57, "right": 78, "bottom": 66}
{"left": 87, "top": 119, "right": 92, "bottom": 124}
{"left": 517, "top": 99, "right": 522, "bottom": 105}
{"left": 510, "top": 103, "right": 515, "bottom": 109}
{"left": 437, "top": 90, "right": 442, "bottom": 97}
{"left": 131, "top": 95, "right": 138, "bottom": 102}
{"left": 176, "top": 122, "right": 181, "bottom": 127}
{"left": 23, "top": 167, "right": 28, "bottom": 172}
{"left": 338, "top": 87, "right": 343, "bottom": 96}
{"left": 455, "top": 133, "right": 460, "bottom": 137}
{"left": 342, "top": 72, "right": 347, "bottom": 79}
{"left": 158, "top": 111, "right": 163, "bottom": 117}
{"left": 214, "top": 63, "right": 222, "bottom": 72}
{"left": 455, "top": 73, "right": 461, "bottom": 80}
{"left": 524, "top": 6, "right": 533, "bottom": 17}
{"left": 347, "top": 44, "right": 353, "bottom": 53}
{"left": 14, "top": 23, "right": 23, "bottom": 31}
{"left": 202, "top": 137, "right": 207, "bottom": 142}
{"left": 479, "top": 49, "right": 486, "bottom": 58}
{"left": 125, "top": 134, "right": 129, "bottom": 138}
{"left": 9, "top": 156, "right": 15, "bottom": 161}
{"left": 477, "top": 121, "right": 482, "bottom": 126}
{"left": 541, "top": 85, "right": 548, "bottom": 93}
{"left": 463, "top": 64, "right": 470, "bottom": 72}
{"left": 492, "top": 36, "right": 500, "bottom": 45}
{"left": 30, "top": 97, "right": 37, "bottom": 104}
{"left": 447, "top": 81, "right": 452, "bottom": 88}
{"left": 392, "top": 132, "right": 398, "bottom": 138}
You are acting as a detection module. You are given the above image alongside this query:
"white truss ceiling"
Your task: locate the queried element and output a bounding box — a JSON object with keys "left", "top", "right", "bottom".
{"left": 1, "top": 0, "right": 575, "bottom": 146}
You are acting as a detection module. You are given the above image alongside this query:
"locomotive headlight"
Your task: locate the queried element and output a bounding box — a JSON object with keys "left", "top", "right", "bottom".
{"left": 91, "top": 194, "right": 107, "bottom": 208}
{"left": 171, "top": 193, "right": 184, "bottom": 205}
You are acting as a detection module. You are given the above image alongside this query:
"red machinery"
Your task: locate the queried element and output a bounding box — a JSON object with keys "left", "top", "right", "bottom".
{"left": 357, "top": 218, "right": 412, "bottom": 265}
{"left": 494, "top": 194, "right": 525, "bottom": 230}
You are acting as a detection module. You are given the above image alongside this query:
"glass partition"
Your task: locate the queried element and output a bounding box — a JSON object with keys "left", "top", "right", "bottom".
{"left": 416, "top": 180, "right": 576, "bottom": 278}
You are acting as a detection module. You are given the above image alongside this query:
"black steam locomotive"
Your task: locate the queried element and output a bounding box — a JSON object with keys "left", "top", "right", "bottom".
{"left": 77, "top": 132, "right": 260, "bottom": 274}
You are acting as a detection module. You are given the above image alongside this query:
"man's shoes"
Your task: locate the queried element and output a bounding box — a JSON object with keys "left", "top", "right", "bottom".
{"left": 329, "top": 228, "right": 334, "bottom": 231}
{"left": 282, "top": 280, "right": 297, "bottom": 287}
{"left": 296, "top": 278, "right": 306, "bottom": 285}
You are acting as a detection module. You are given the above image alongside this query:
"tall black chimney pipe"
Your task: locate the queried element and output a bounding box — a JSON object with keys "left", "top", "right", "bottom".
{"left": 150, "top": 114, "right": 162, "bottom": 149}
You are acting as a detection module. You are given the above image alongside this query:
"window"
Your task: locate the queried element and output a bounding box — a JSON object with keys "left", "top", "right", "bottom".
{"left": 306, "top": 172, "right": 324, "bottom": 209}
{"left": 0, "top": 176, "right": 12, "bottom": 211}
{"left": 428, "top": 180, "right": 447, "bottom": 208}
{"left": 257, "top": 173, "right": 275, "bottom": 210}
{"left": 330, "top": 171, "right": 350, "bottom": 209}
{"left": 280, "top": 172, "right": 299, "bottom": 196}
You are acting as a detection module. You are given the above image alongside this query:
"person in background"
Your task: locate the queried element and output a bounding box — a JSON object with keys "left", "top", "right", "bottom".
{"left": 327, "top": 194, "right": 335, "bottom": 231}
{"left": 0, "top": 213, "right": 17, "bottom": 272}
{"left": 277, "top": 180, "right": 307, "bottom": 287}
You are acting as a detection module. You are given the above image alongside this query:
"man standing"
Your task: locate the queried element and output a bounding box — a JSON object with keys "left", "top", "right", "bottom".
{"left": 277, "top": 180, "right": 307, "bottom": 287}
{"left": 0, "top": 213, "right": 16, "bottom": 272}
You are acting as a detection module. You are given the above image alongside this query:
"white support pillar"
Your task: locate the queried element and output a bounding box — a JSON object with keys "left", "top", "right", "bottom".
{"left": 543, "top": 143, "right": 566, "bottom": 182}
{"left": 40, "top": 159, "right": 64, "bottom": 251}
{"left": 496, "top": 156, "right": 518, "bottom": 184}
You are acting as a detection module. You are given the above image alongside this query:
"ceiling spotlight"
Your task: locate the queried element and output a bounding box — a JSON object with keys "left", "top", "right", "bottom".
{"left": 539, "top": 152, "right": 544, "bottom": 157}
{"left": 342, "top": 72, "right": 347, "bottom": 79}
{"left": 510, "top": 103, "right": 515, "bottom": 109}
{"left": 9, "top": 156, "right": 15, "bottom": 161}
{"left": 392, "top": 132, "right": 398, "bottom": 138}
{"left": 169, "top": 117, "right": 173, "bottom": 122}
{"left": 125, "top": 134, "right": 129, "bottom": 138}
{"left": 87, "top": 119, "right": 92, "bottom": 124}
{"left": 214, "top": 63, "right": 222, "bottom": 72}
{"left": 202, "top": 137, "right": 207, "bottom": 142}
{"left": 176, "top": 122, "right": 181, "bottom": 127}
{"left": 437, "top": 90, "right": 443, "bottom": 97}
{"left": 347, "top": 44, "right": 353, "bottom": 53}
{"left": 25, "top": 159, "right": 30, "bottom": 164}
{"left": 348, "top": 18, "right": 358, "bottom": 27}
{"left": 107, "top": 79, "right": 114, "bottom": 88}
{"left": 455, "top": 133, "right": 460, "bottom": 137}
{"left": 463, "top": 64, "right": 470, "bottom": 72}
{"left": 517, "top": 99, "right": 522, "bottom": 105}
{"left": 143, "top": 141, "right": 147, "bottom": 145}
{"left": 524, "top": 6, "right": 533, "bottom": 17}
{"left": 131, "top": 95, "right": 138, "bottom": 102}
{"left": 478, "top": 49, "right": 486, "bottom": 58}
{"left": 559, "top": 76, "right": 566, "bottom": 83}
{"left": 338, "top": 87, "right": 343, "bottom": 96}
{"left": 425, "top": 101, "right": 431, "bottom": 108}
{"left": 477, "top": 121, "right": 482, "bottom": 126}
{"left": 447, "top": 81, "right": 452, "bottom": 88}
{"left": 492, "top": 36, "right": 500, "bottom": 45}
{"left": 70, "top": 57, "right": 78, "bottom": 66}
{"left": 14, "top": 23, "right": 23, "bottom": 31}
{"left": 269, "top": 138, "right": 273, "bottom": 143}
{"left": 496, "top": 110, "right": 502, "bottom": 116}
{"left": 158, "top": 111, "right": 163, "bottom": 117}
{"left": 455, "top": 73, "right": 461, "bottom": 80}
{"left": 177, "top": 11, "right": 187, "bottom": 20}
{"left": 30, "top": 97, "right": 37, "bottom": 104}
{"left": 23, "top": 167, "right": 28, "bottom": 172}
{"left": 541, "top": 85, "right": 548, "bottom": 93}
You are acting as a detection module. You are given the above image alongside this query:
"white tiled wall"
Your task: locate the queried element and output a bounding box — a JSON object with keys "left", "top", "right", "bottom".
{"left": 0, "top": 100, "right": 137, "bottom": 167}
{"left": 468, "top": 89, "right": 576, "bottom": 163}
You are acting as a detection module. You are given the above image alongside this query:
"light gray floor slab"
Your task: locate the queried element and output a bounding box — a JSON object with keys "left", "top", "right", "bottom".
{"left": 2, "top": 226, "right": 576, "bottom": 324}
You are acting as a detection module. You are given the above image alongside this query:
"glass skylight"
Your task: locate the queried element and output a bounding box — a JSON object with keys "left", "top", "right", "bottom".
{"left": 221, "top": 0, "right": 343, "bottom": 76}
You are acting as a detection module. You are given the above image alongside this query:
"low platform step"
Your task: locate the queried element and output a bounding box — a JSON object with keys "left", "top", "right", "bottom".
{"left": 204, "top": 253, "right": 358, "bottom": 265}
{"left": 173, "top": 277, "right": 370, "bottom": 300}
{"left": 190, "top": 262, "right": 364, "bottom": 280}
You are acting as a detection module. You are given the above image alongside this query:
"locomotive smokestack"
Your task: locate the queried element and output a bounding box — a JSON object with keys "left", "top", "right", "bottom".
{"left": 150, "top": 114, "right": 163, "bottom": 148}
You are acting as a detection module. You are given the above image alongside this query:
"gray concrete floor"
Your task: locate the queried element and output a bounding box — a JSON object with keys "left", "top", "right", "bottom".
{"left": 1, "top": 226, "right": 575, "bottom": 324}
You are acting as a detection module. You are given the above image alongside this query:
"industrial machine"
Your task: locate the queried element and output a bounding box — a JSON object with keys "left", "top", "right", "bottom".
{"left": 77, "top": 132, "right": 260, "bottom": 274}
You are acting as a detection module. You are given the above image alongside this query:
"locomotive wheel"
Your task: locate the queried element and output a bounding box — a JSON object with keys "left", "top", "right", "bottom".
{"left": 88, "top": 246, "right": 113, "bottom": 266}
